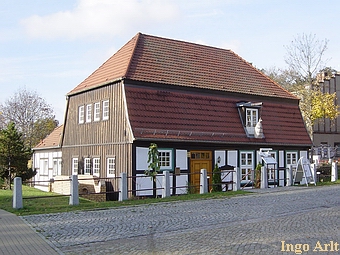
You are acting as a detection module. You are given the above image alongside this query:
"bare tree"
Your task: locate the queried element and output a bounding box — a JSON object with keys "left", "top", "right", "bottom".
{"left": 284, "top": 33, "right": 329, "bottom": 85}
{"left": 283, "top": 34, "right": 337, "bottom": 138}
{"left": 0, "top": 88, "right": 58, "bottom": 148}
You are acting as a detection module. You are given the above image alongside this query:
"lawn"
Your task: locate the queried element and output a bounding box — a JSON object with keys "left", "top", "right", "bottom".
{"left": 0, "top": 180, "right": 248, "bottom": 216}
{"left": 2, "top": 178, "right": 338, "bottom": 216}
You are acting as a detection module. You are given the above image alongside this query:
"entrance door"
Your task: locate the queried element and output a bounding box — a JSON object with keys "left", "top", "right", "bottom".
{"left": 190, "top": 151, "right": 212, "bottom": 193}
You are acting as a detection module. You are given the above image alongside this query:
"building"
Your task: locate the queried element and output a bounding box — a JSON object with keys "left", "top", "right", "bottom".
{"left": 312, "top": 73, "right": 340, "bottom": 161}
{"left": 32, "top": 125, "right": 63, "bottom": 191}
{"left": 61, "top": 33, "right": 312, "bottom": 197}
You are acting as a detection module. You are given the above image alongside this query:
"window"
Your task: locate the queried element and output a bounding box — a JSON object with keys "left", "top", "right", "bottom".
{"left": 78, "top": 105, "right": 85, "bottom": 124}
{"left": 107, "top": 157, "right": 115, "bottom": 177}
{"left": 72, "top": 158, "right": 78, "bottom": 175}
{"left": 240, "top": 151, "right": 254, "bottom": 181}
{"left": 267, "top": 152, "right": 277, "bottom": 180}
{"left": 246, "top": 108, "right": 258, "bottom": 135}
{"left": 103, "top": 100, "right": 109, "bottom": 120}
{"left": 93, "top": 158, "right": 100, "bottom": 177}
{"left": 41, "top": 159, "right": 48, "bottom": 175}
{"left": 53, "top": 159, "right": 62, "bottom": 176}
{"left": 94, "top": 102, "right": 100, "bottom": 121}
{"left": 236, "top": 102, "right": 262, "bottom": 137}
{"left": 286, "top": 152, "right": 298, "bottom": 165}
{"left": 158, "top": 149, "right": 173, "bottom": 170}
{"left": 84, "top": 158, "right": 91, "bottom": 175}
{"left": 86, "top": 104, "right": 92, "bottom": 123}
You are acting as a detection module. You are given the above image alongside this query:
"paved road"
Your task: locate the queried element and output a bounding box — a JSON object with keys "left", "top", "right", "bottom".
{"left": 22, "top": 185, "right": 340, "bottom": 254}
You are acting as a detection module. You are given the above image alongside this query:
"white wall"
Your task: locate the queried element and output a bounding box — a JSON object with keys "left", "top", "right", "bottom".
{"left": 33, "top": 149, "right": 62, "bottom": 192}
{"left": 135, "top": 147, "right": 189, "bottom": 195}
{"left": 227, "top": 150, "right": 238, "bottom": 168}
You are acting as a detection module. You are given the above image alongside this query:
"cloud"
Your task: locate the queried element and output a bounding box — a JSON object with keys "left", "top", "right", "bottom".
{"left": 20, "top": 0, "right": 179, "bottom": 41}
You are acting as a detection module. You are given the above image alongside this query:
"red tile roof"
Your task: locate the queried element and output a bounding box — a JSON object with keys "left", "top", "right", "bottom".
{"left": 125, "top": 86, "right": 311, "bottom": 146}
{"left": 33, "top": 125, "right": 63, "bottom": 149}
{"left": 67, "top": 33, "right": 311, "bottom": 146}
{"left": 68, "top": 33, "right": 296, "bottom": 100}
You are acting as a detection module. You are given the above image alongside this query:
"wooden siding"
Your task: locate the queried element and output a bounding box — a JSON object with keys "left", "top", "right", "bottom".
{"left": 62, "top": 81, "right": 133, "bottom": 178}
{"left": 313, "top": 74, "right": 340, "bottom": 146}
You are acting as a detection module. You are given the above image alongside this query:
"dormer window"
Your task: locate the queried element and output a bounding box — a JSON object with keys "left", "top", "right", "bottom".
{"left": 237, "top": 102, "right": 264, "bottom": 138}
{"left": 246, "top": 108, "right": 258, "bottom": 135}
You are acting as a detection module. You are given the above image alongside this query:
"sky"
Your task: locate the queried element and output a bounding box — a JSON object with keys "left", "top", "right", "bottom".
{"left": 1, "top": 0, "right": 339, "bottom": 123}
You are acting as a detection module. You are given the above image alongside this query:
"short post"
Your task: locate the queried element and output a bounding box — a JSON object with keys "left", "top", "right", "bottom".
{"left": 311, "top": 163, "right": 317, "bottom": 184}
{"left": 119, "top": 172, "right": 128, "bottom": 201}
{"left": 13, "top": 177, "right": 23, "bottom": 209}
{"left": 69, "top": 175, "right": 79, "bottom": 206}
{"left": 286, "top": 166, "right": 293, "bottom": 186}
{"left": 260, "top": 166, "right": 268, "bottom": 189}
{"left": 233, "top": 167, "right": 240, "bottom": 191}
{"left": 200, "top": 169, "right": 208, "bottom": 194}
{"left": 162, "top": 171, "right": 170, "bottom": 198}
{"left": 331, "top": 161, "right": 338, "bottom": 182}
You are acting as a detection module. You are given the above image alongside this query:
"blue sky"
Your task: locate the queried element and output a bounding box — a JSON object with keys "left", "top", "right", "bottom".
{"left": 1, "top": 0, "right": 339, "bottom": 123}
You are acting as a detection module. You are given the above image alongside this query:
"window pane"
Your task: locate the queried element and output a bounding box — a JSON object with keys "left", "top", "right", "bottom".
{"left": 79, "top": 106, "right": 84, "bottom": 124}
{"left": 93, "top": 158, "right": 100, "bottom": 176}
{"left": 158, "top": 150, "right": 172, "bottom": 170}
{"left": 94, "top": 102, "right": 100, "bottom": 121}
{"left": 107, "top": 157, "right": 115, "bottom": 176}
{"left": 85, "top": 158, "right": 91, "bottom": 174}
{"left": 103, "top": 100, "right": 109, "bottom": 120}
{"left": 86, "top": 104, "right": 92, "bottom": 122}
{"left": 72, "top": 158, "right": 78, "bottom": 174}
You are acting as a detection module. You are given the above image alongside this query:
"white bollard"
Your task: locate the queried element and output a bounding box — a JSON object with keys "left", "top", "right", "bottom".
{"left": 200, "top": 169, "right": 208, "bottom": 194}
{"left": 286, "top": 166, "right": 293, "bottom": 186}
{"left": 260, "top": 166, "right": 268, "bottom": 189}
{"left": 69, "top": 175, "right": 79, "bottom": 205}
{"left": 233, "top": 167, "right": 240, "bottom": 191}
{"left": 13, "top": 177, "right": 23, "bottom": 209}
{"left": 162, "top": 171, "right": 170, "bottom": 198}
{"left": 119, "top": 172, "right": 128, "bottom": 201}
{"left": 331, "top": 161, "right": 338, "bottom": 182}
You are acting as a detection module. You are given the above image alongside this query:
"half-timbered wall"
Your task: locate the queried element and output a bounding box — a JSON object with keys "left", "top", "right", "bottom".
{"left": 134, "top": 146, "right": 188, "bottom": 196}
{"left": 62, "top": 81, "right": 133, "bottom": 178}
{"left": 133, "top": 144, "right": 310, "bottom": 196}
{"left": 32, "top": 149, "right": 62, "bottom": 192}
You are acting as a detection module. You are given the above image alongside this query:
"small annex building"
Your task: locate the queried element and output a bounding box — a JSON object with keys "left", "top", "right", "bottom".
{"left": 61, "top": 33, "right": 312, "bottom": 197}
{"left": 32, "top": 125, "right": 63, "bottom": 191}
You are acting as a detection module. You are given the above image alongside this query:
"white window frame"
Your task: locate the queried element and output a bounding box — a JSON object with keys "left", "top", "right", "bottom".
{"left": 93, "top": 158, "right": 100, "bottom": 177}
{"left": 107, "top": 157, "right": 115, "bottom": 177}
{"left": 78, "top": 105, "right": 85, "bottom": 124}
{"left": 158, "top": 149, "right": 173, "bottom": 170}
{"left": 246, "top": 108, "right": 258, "bottom": 135}
{"left": 94, "top": 102, "right": 100, "bottom": 121}
{"left": 240, "top": 151, "right": 254, "bottom": 181}
{"left": 86, "top": 104, "right": 92, "bottom": 123}
{"left": 102, "top": 100, "right": 109, "bottom": 120}
{"left": 84, "top": 158, "right": 91, "bottom": 175}
{"left": 41, "top": 159, "right": 48, "bottom": 175}
{"left": 53, "top": 159, "right": 62, "bottom": 176}
{"left": 72, "top": 158, "right": 78, "bottom": 175}
{"left": 286, "top": 151, "right": 298, "bottom": 166}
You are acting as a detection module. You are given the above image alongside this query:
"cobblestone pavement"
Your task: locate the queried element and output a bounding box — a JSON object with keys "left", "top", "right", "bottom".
{"left": 22, "top": 185, "right": 340, "bottom": 254}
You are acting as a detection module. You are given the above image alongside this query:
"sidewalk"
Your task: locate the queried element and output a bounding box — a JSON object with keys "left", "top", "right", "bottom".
{"left": 0, "top": 209, "right": 62, "bottom": 255}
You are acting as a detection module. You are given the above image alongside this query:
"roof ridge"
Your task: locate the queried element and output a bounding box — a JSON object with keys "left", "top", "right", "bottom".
{"left": 140, "top": 33, "right": 233, "bottom": 52}
{"left": 123, "top": 32, "right": 142, "bottom": 78}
